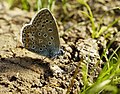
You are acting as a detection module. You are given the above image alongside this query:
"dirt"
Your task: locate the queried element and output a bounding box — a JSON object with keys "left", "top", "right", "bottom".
{"left": 0, "top": 1, "right": 120, "bottom": 94}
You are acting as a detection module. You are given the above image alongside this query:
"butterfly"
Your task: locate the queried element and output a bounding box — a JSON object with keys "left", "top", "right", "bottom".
{"left": 20, "top": 8, "right": 63, "bottom": 58}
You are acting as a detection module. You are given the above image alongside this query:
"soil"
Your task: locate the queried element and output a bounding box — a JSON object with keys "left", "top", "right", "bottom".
{"left": 0, "top": 1, "right": 120, "bottom": 94}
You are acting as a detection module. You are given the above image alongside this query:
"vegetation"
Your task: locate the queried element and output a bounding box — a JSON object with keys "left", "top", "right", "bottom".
{"left": 1, "top": 0, "right": 120, "bottom": 93}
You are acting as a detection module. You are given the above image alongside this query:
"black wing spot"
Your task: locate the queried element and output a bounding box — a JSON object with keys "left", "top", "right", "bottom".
{"left": 31, "top": 45, "right": 36, "bottom": 49}
{"left": 22, "top": 32, "right": 26, "bottom": 36}
{"left": 48, "top": 28, "right": 53, "bottom": 32}
{"left": 48, "top": 41, "right": 52, "bottom": 45}
{"left": 39, "top": 47, "right": 43, "bottom": 51}
{"left": 42, "top": 24, "right": 45, "bottom": 27}
{"left": 38, "top": 32, "right": 41, "bottom": 36}
{"left": 32, "top": 41, "right": 35, "bottom": 44}
{"left": 22, "top": 38, "right": 26, "bottom": 43}
{"left": 43, "top": 33, "right": 48, "bottom": 38}
{"left": 38, "top": 14, "right": 41, "bottom": 17}
{"left": 49, "top": 36, "right": 54, "bottom": 40}
{"left": 31, "top": 37, "right": 34, "bottom": 40}
{"left": 42, "top": 45, "right": 46, "bottom": 48}
{"left": 49, "top": 20, "right": 52, "bottom": 23}
{"left": 43, "top": 21, "right": 46, "bottom": 24}
{"left": 31, "top": 25, "right": 34, "bottom": 28}
{"left": 46, "top": 19, "right": 48, "bottom": 22}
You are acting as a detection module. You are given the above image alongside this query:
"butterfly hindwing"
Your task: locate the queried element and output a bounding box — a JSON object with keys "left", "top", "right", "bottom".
{"left": 21, "top": 8, "right": 60, "bottom": 58}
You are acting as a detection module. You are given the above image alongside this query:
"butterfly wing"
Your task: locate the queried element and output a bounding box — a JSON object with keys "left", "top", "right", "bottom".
{"left": 21, "top": 8, "right": 60, "bottom": 58}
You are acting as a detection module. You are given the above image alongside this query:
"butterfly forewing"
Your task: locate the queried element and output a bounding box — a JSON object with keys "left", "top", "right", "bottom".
{"left": 21, "top": 8, "right": 60, "bottom": 58}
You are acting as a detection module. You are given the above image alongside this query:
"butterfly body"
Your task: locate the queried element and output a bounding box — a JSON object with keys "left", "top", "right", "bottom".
{"left": 21, "top": 8, "right": 61, "bottom": 58}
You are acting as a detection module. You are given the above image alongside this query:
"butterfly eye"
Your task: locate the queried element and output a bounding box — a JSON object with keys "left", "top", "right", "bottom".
{"left": 48, "top": 28, "right": 53, "bottom": 32}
